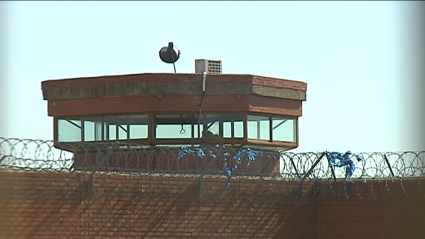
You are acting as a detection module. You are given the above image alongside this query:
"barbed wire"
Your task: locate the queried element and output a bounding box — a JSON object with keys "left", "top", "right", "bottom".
{"left": 0, "top": 137, "right": 424, "bottom": 203}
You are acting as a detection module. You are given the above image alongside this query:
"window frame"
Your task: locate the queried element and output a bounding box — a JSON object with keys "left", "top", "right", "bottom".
{"left": 54, "top": 112, "right": 299, "bottom": 150}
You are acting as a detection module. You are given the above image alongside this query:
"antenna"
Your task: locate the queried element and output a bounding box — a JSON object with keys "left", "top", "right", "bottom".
{"left": 159, "top": 42, "right": 180, "bottom": 73}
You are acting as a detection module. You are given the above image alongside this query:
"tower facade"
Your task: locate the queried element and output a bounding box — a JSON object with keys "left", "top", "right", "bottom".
{"left": 42, "top": 72, "right": 307, "bottom": 176}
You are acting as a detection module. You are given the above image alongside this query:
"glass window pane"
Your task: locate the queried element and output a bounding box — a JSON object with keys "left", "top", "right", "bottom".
{"left": 259, "top": 120, "right": 270, "bottom": 140}
{"left": 247, "top": 115, "right": 270, "bottom": 140}
{"left": 84, "top": 121, "right": 95, "bottom": 141}
{"left": 109, "top": 125, "right": 116, "bottom": 140}
{"left": 129, "top": 125, "right": 148, "bottom": 139}
{"left": 117, "top": 125, "right": 127, "bottom": 140}
{"left": 272, "top": 117, "right": 296, "bottom": 142}
{"left": 234, "top": 121, "right": 244, "bottom": 138}
{"left": 222, "top": 115, "right": 244, "bottom": 139}
{"left": 223, "top": 122, "right": 232, "bottom": 138}
{"left": 203, "top": 121, "right": 219, "bottom": 138}
{"left": 248, "top": 121, "right": 257, "bottom": 139}
{"left": 105, "top": 124, "right": 128, "bottom": 140}
{"left": 193, "top": 124, "right": 204, "bottom": 139}
{"left": 156, "top": 124, "right": 193, "bottom": 138}
{"left": 83, "top": 117, "right": 102, "bottom": 141}
{"left": 103, "top": 115, "right": 149, "bottom": 141}
{"left": 128, "top": 115, "right": 148, "bottom": 139}
{"left": 58, "top": 119, "right": 81, "bottom": 142}
{"left": 95, "top": 122, "right": 102, "bottom": 141}
{"left": 155, "top": 115, "right": 195, "bottom": 139}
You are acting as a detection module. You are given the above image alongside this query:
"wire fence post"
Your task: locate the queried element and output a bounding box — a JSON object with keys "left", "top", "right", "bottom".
{"left": 298, "top": 152, "right": 326, "bottom": 200}
{"left": 383, "top": 154, "right": 395, "bottom": 177}
{"left": 197, "top": 154, "right": 219, "bottom": 197}
{"left": 289, "top": 156, "right": 301, "bottom": 179}
{"left": 325, "top": 152, "right": 340, "bottom": 199}
{"left": 88, "top": 146, "right": 114, "bottom": 195}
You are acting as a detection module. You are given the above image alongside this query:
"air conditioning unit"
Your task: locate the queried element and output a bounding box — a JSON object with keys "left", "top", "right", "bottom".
{"left": 195, "top": 59, "right": 222, "bottom": 74}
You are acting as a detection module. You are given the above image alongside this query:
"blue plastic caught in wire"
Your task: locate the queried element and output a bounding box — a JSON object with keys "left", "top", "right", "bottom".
{"left": 196, "top": 148, "right": 205, "bottom": 158}
{"left": 328, "top": 151, "right": 364, "bottom": 192}
{"left": 223, "top": 152, "right": 230, "bottom": 160}
{"left": 177, "top": 147, "right": 194, "bottom": 159}
{"left": 244, "top": 148, "right": 260, "bottom": 166}
{"left": 208, "top": 150, "right": 216, "bottom": 159}
{"left": 223, "top": 162, "right": 232, "bottom": 188}
{"left": 177, "top": 147, "right": 260, "bottom": 188}
{"left": 233, "top": 154, "right": 241, "bottom": 164}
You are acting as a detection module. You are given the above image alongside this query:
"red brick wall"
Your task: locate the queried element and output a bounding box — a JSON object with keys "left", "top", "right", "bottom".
{"left": 42, "top": 73, "right": 306, "bottom": 118}
{"left": 316, "top": 180, "right": 425, "bottom": 239}
{"left": 249, "top": 95, "right": 302, "bottom": 116}
{"left": 47, "top": 94, "right": 251, "bottom": 117}
{"left": 47, "top": 94, "right": 302, "bottom": 117}
{"left": 73, "top": 149, "right": 281, "bottom": 176}
{"left": 0, "top": 171, "right": 424, "bottom": 239}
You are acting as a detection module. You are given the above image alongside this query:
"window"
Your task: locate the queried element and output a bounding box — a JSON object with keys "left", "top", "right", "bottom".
{"left": 200, "top": 114, "right": 244, "bottom": 139}
{"left": 56, "top": 114, "right": 295, "bottom": 145}
{"left": 104, "top": 115, "right": 148, "bottom": 140}
{"left": 247, "top": 115, "right": 297, "bottom": 143}
{"left": 155, "top": 115, "right": 198, "bottom": 139}
{"left": 83, "top": 117, "right": 102, "bottom": 141}
{"left": 154, "top": 114, "right": 245, "bottom": 140}
{"left": 127, "top": 115, "right": 149, "bottom": 140}
{"left": 58, "top": 119, "right": 81, "bottom": 142}
{"left": 57, "top": 115, "right": 148, "bottom": 142}
{"left": 272, "top": 117, "right": 296, "bottom": 142}
{"left": 201, "top": 115, "right": 220, "bottom": 138}
{"left": 247, "top": 115, "right": 270, "bottom": 140}
{"left": 221, "top": 115, "right": 244, "bottom": 139}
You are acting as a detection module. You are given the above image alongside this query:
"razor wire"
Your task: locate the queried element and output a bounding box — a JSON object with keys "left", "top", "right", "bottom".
{"left": 0, "top": 137, "right": 424, "bottom": 203}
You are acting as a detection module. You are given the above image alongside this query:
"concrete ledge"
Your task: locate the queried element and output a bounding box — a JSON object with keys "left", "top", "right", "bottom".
{"left": 42, "top": 73, "right": 307, "bottom": 101}
{"left": 43, "top": 82, "right": 306, "bottom": 101}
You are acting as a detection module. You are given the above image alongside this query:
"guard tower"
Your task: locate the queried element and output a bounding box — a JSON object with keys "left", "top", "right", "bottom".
{"left": 41, "top": 60, "right": 307, "bottom": 176}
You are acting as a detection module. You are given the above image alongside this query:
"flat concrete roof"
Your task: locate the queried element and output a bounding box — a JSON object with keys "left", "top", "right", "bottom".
{"left": 42, "top": 73, "right": 307, "bottom": 101}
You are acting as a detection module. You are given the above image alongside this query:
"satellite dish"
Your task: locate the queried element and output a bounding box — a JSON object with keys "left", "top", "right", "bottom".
{"left": 159, "top": 42, "right": 180, "bottom": 64}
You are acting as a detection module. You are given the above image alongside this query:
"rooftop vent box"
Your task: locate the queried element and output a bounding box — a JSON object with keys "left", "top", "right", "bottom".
{"left": 195, "top": 59, "right": 222, "bottom": 74}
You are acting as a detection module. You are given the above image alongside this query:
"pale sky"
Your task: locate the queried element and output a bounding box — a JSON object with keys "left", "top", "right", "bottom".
{"left": 1, "top": 1, "right": 424, "bottom": 153}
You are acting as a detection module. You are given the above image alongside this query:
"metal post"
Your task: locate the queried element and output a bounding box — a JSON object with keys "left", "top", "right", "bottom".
{"left": 383, "top": 154, "right": 395, "bottom": 177}
{"left": 325, "top": 152, "right": 340, "bottom": 198}
{"left": 298, "top": 152, "right": 326, "bottom": 200}
{"left": 88, "top": 146, "right": 115, "bottom": 194}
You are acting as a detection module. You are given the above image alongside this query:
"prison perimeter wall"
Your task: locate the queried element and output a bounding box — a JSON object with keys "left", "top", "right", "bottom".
{"left": 0, "top": 171, "right": 424, "bottom": 239}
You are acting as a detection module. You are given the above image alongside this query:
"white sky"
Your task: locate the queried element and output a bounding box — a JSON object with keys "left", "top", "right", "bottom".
{"left": 1, "top": 1, "right": 424, "bottom": 153}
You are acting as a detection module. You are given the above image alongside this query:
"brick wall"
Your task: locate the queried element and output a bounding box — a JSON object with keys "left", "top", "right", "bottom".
{"left": 47, "top": 94, "right": 251, "bottom": 117}
{"left": 316, "top": 180, "right": 425, "bottom": 239}
{"left": 47, "top": 94, "right": 302, "bottom": 117}
{"left": 73, "top": 149, "right": 281, "bottom": 176}
{"left": 42, "top": 73, "right": 306, "bottom": 118}
{"left": 0, "top": 171, "right": 424, "bottom": 239}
